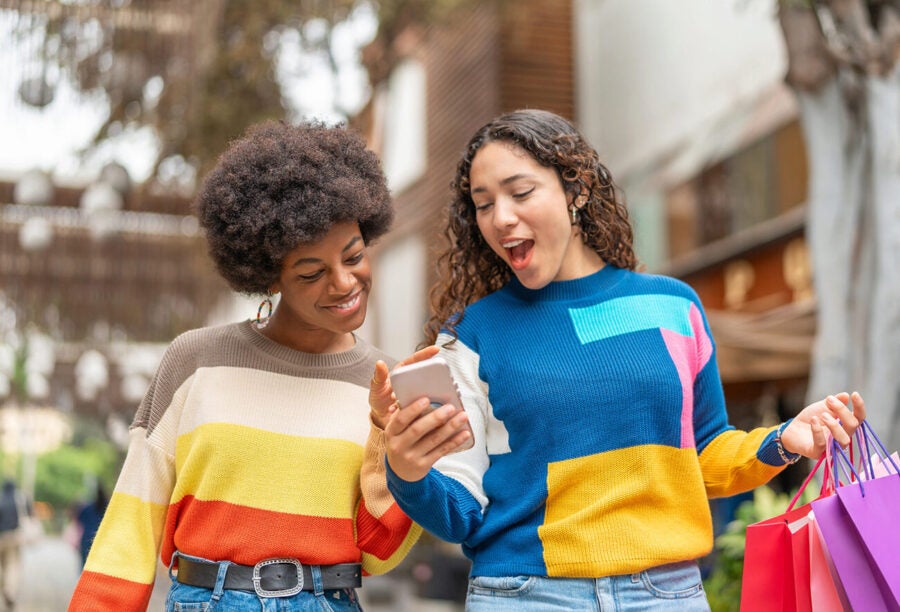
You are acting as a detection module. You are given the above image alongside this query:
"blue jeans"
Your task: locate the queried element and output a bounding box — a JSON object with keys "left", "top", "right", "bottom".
{"left": 465, "top": 561, "right": 710, "bottom": 611}
{"left": 166, "top": 552, "right": 363, "bottom": 612}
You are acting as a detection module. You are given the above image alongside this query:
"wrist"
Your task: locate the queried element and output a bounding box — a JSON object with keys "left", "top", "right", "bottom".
{"left": 775, "top": 419, "right": 802, "bottom": 465}
{"left": 369, "top": 411, "right": 387, "bottom": 431}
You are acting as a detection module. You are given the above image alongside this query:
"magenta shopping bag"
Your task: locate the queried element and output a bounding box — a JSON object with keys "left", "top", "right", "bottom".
{"left": 811, "top": 429, "right": 900, "bottom": 612}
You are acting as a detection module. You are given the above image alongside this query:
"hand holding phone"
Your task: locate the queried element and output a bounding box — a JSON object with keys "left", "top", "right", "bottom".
{"left": 390, "top": 356, "right": 474, "bottom": 452}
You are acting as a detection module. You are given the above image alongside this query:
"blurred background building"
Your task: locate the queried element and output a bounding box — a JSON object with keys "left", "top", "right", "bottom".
{"left": 1, "top": 0, "right": 897, "bottom": 610}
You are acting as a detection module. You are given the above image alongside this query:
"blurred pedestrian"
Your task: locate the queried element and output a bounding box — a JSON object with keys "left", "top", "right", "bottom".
{"left": 69, "top": 120, "right": 427, "bottom": 611}
{"left": 75, "top": 483, "right": 108, "bottom": 567}
{"left": 378, "top": 109, "right": 867, "bottom": 611}
{"left": 0, "top": 479, "right": 22, "bottom": 610}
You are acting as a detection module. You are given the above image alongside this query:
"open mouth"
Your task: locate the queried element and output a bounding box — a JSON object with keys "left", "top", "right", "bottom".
{"left": 502, "top": 239, "right": 534, "bottom": 271}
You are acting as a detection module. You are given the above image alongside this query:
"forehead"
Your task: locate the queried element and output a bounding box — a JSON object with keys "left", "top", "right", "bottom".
{"left": 469, "top": 141, "right": 556, "bottom": 189}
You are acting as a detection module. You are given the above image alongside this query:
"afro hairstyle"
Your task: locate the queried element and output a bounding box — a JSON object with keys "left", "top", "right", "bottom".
{"left": 195, "top": 120, "right": 394, "bottom": 295}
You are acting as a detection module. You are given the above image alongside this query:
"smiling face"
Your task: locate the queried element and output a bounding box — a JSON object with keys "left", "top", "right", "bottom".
{"left": 263, "top": 221, "right": 371, "bottom": 353}
{"left": 469, "top": 141, "right": 604, "bottom": 290}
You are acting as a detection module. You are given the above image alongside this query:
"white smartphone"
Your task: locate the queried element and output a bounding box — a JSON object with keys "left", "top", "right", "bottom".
{"left": 390, "top": 356, "right": 475, "bottom": 452}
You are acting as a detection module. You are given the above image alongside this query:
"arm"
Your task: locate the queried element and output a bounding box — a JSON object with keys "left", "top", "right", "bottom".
{"left": 68, "top": 424, "right": 174, "bottom": 611}
{"left": 68, "top": 339, "right": 185, "bottom": 611}
{"left": 690, "top": 301, "right": 862, "bottom": 497}
{"left": 381, "top": 338, "right": 489, "bottom": 543}
{"left": 355, "top": 423, "right": 422, "bottom": 575}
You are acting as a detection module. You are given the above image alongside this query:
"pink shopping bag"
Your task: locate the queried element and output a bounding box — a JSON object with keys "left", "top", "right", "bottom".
{"left": 807, "top": 510, "right": 847, "bottom": 612}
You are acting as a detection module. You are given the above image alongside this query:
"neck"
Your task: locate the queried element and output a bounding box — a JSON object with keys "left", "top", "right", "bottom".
{"left": 259, "top": 316, "right": 355, "bottom": 354}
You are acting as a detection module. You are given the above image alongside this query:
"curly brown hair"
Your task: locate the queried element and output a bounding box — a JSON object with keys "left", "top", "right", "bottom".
{"left": 195, "top": 120, "right": 393, "bottom": 295}
{"left": 425, "top": 109, "right": 638, "bottom": 345}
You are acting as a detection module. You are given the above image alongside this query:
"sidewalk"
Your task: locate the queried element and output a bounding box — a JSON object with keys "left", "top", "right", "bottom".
{"left": 13, "top": 535, "right": 461, "bottom": 611}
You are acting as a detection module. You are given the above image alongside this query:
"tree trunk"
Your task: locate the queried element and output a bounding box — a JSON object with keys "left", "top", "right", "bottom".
{"left": 780, "top": 1, "right": 900, "bottom": 447}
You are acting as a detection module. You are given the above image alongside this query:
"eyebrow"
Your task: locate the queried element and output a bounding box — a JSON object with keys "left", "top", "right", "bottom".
{"left": 471, "top": 173, "right": 534, "bottom": 195}
{"left": 291, "top": 235, "right": 364, "bottom": 268}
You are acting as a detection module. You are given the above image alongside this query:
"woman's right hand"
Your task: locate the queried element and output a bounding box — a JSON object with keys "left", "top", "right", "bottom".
{"left": 384, "top": 397, "right": 472, "bottom": 482}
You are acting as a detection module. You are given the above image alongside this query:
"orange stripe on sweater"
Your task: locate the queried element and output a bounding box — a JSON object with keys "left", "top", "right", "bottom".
{"left": 356, "top": 499, "right": 416, "bottom": 560}
{"left": 67, "top": 571, "right": 153, "bottom": 612}
{"left": 160, "top": 496, "right": 361, "bottom": 567}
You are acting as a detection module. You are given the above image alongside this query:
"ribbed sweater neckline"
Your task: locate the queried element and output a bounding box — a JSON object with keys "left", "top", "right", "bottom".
{"left": 504, "top": 264, "right": 626, "bottom": 303}
{"left": 237, "top": 319, "right": 370, "bottom": 370}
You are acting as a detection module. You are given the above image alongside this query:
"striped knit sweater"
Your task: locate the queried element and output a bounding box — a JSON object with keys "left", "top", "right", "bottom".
{"left": 387, "top": 265, "right": 791, "bottom": 579}
{"left": 69, "top": 321, "right": 420, "bottom": 611}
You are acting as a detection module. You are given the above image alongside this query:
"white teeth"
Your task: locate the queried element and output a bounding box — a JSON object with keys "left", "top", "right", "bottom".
{"left": 502, "top": 239, "right": 525, "bottom": 248}
{"left": 333, "top": 294, "right": 359, "bottom": 310}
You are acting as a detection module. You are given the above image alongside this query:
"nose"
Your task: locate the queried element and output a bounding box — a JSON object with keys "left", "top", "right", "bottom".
{"left": 329, "top": 267, "right": 356, "bottom": 293}
{"left": 492, "top": 197, "right": 517, "bottom": 229}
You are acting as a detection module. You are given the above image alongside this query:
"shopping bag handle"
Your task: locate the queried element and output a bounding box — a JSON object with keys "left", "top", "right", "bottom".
{"left": 829, "top": 436, "right": 866, "bottom": 496}
{"left": 855, "top": 419, "right": 900, "bottom": 477}
{"left": 787, "top": 454, "right": 827, "bottom": 511}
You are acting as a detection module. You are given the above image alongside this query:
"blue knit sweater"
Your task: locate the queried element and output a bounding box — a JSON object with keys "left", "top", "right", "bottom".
{"left": 387, "top": 265, "right": 791, "bottom": 578}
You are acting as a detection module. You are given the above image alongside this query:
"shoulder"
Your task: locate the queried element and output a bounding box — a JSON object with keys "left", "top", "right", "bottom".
{"left": 354, "top": 335, "right": 397, "bottom": 369}
{"left": 620, "top": 270, "right": 703, "bottom": 306}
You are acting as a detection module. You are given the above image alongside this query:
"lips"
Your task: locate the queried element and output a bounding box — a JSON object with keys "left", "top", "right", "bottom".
{"left": 324, "top": 291, "right": 363, "bottom": 314}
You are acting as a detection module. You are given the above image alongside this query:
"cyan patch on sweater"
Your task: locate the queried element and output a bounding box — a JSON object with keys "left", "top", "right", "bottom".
{"left": 568, "top": 294, "right": 694, "bottom": 344}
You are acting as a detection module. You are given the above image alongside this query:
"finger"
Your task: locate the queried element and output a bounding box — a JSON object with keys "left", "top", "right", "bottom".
{"left": 824, "top": 394, "right": 859, "bottom": 433}
{"left": 425, "top": 427, "right": 472, "bottom": 461}
{"left": 809, "top": 416, "right": 826, "bottom": 454}
{"left": 371, "top": 360, "right": 390, "bottom": 388}
{"left": 421, "top": 412, "right": 471, "bottom": 456}
{"left": 850, "top": 391, "right": 866, "bottom": 422}
{"left": 388, "top": 397, "right": 433, "bottom": 431}
{"left": 393, "top": 346, "right": 440, "bottom": 370}
{"left": 822, "top": 412, "right": 851, "bottom": 448}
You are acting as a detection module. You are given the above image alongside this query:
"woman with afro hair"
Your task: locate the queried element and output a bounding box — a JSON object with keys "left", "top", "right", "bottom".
{"left": 70, "top": 120, "right": 426, "bottom": 611}
{"left": 377, "top": 109, "right": 865, "bottom": 611}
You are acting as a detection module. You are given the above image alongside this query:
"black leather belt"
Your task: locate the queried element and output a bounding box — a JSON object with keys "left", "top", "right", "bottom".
{"left": 176, "top": 556, "right": 361, "bottom": 598}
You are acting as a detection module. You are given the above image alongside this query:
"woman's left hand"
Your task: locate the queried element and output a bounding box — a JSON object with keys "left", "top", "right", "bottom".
{"left": 368, "top": 346, "right": 439, "bottom": 429}
{"left": 781, "top": 391, "right": 866, "bottom": 459}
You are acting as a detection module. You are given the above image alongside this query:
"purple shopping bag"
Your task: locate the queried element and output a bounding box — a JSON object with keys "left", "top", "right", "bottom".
{"left": 835, "top": 421, "right": 900, "bottom": 607}
{"left": 811, "top": 429, "right": 900, "bottom": 612}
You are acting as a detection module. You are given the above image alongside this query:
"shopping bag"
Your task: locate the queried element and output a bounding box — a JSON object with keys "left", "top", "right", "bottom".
{"left": 833, "top": 421, "right": 900, "bottom": 607}
{"left": 740, "top": 457, "right": 828, "bottom": 612}
{"left": 808, "top": 510, "right": 847, "bottom": 612}
{"left": 811, "top": 435, "right": 900, "bottom": 611}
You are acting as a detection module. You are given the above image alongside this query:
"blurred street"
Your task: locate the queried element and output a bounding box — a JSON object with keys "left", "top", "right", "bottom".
{"left": 13, "top": 535, "right": 463, "bottom": 612}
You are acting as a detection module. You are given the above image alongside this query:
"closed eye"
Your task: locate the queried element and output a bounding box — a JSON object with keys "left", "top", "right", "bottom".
{"left": 298, "top": 270, "right": 324, "bottom": 282}
{"left": 513, "top": 187, "right": 535, "bottom": 199}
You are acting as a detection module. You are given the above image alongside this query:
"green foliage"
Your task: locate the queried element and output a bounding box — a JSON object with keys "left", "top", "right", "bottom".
{"left": 703, "top": 484, "right": 818, "bottom": 612}
{"left": 33, "top": 425, "right": 123, "bottom": 520}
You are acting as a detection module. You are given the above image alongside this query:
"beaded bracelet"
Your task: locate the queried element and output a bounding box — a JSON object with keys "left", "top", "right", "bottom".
{"left": 775, "top": 420, "right": 802, "bottom": 465}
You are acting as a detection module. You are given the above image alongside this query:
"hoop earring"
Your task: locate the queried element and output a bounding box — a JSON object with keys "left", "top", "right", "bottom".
{"left": 255, "top": 292, "right": 273, "bottom": 328}
{"left": 571, "top": 206, "right": 579, "bottom": 224}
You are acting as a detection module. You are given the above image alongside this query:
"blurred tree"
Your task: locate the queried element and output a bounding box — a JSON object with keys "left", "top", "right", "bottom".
{"left": 3, "top": 0, "right": 472, "bottom": 185}
{"left": 777, "top": 0, "right": 899, "bottom": 446}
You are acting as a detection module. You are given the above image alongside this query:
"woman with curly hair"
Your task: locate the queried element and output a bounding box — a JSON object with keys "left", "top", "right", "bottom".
{"left": 69, "top": 120, "right": 425, "bottom": 611}
{"left": 379, "top": 109, "right": 865, "bottom": 610}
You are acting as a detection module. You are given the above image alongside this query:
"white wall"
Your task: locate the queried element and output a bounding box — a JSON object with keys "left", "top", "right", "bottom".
{"left": 371, "top": 234, "right": 428, "bottom": 359}
{"left": 574, "top": 0, "right": 789, "bottom": 183}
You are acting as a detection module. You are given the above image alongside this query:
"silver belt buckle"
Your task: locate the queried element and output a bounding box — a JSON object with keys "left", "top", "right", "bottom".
{"left": 252, "top": 558, "right": 304, "bottom": 598}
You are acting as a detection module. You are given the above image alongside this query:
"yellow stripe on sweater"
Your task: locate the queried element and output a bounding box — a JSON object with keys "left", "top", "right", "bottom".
{"left": 174, "top": 422, "right": 363, "bottom": 517}
{"left": 83, "top": 492, "right": 168, "bottom": 583}
{"left": 699, "top": 428, "right": 782, "bottom": 498}
{"left": 542, "top": 445, "right": 712, "bottom": 577}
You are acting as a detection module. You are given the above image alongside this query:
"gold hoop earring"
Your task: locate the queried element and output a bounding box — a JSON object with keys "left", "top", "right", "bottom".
{"left": 255, "top": 291, "right": 274, "bottom": 328}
